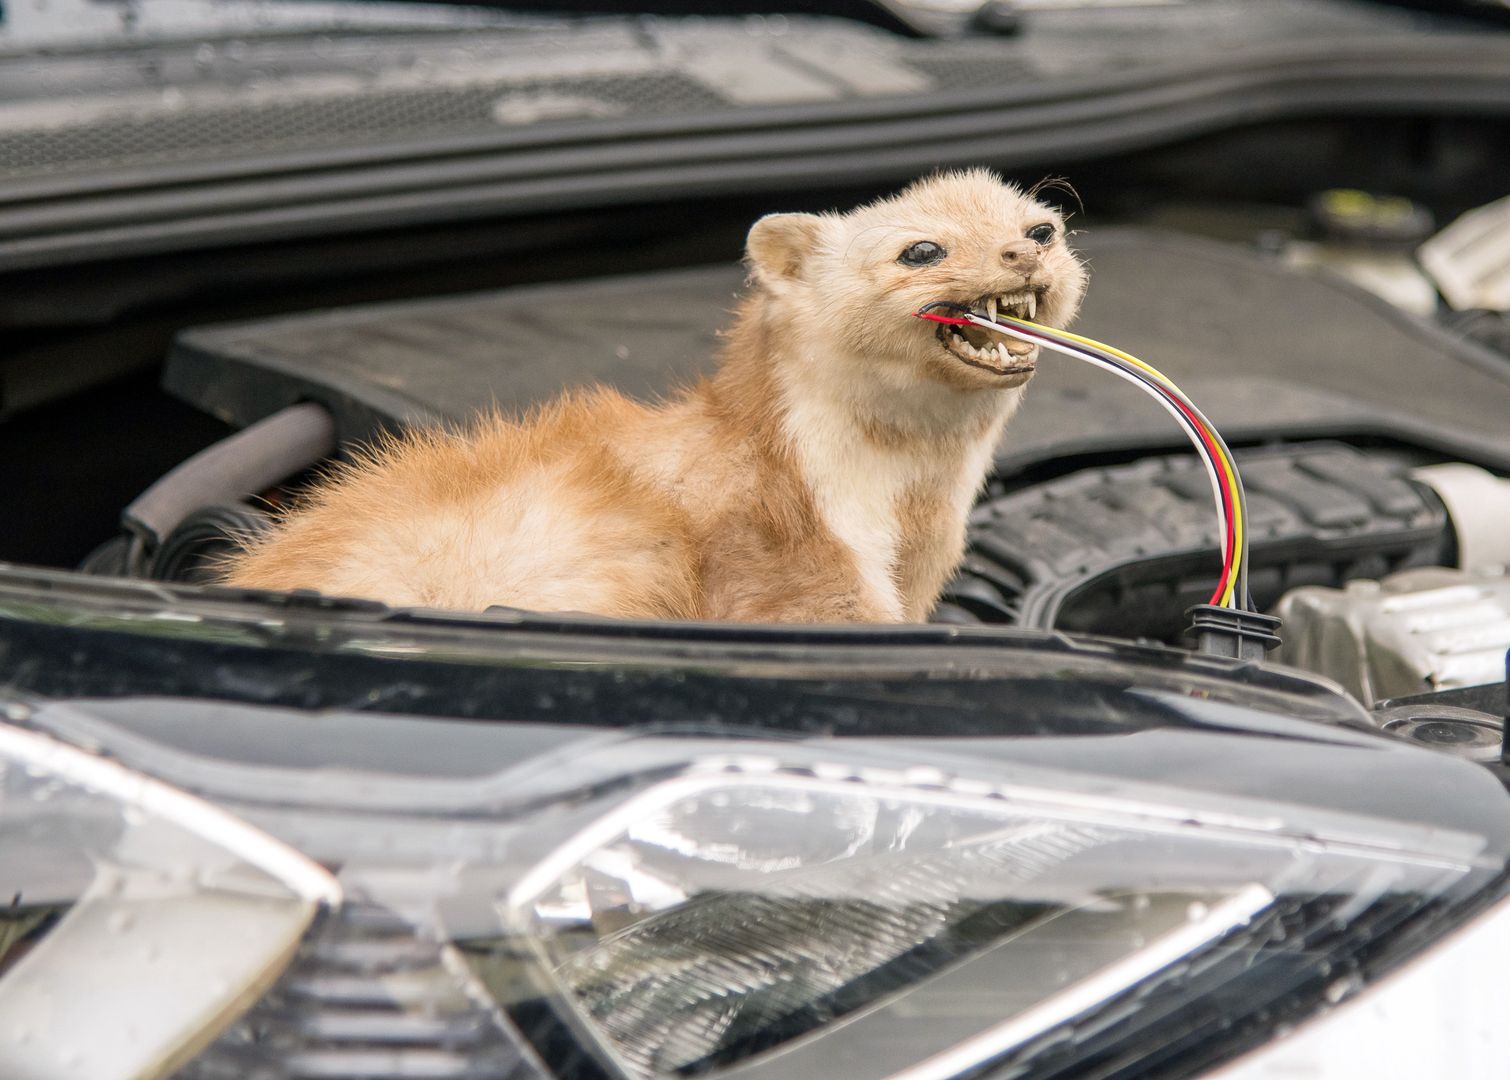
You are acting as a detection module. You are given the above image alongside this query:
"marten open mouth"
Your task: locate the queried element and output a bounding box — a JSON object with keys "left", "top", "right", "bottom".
{"left": 935, "top": 291, "right": 1041, "bottom": 374}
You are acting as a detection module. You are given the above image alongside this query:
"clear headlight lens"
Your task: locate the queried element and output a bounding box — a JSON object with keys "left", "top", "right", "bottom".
{"left": 7, "top": 697, "right": 1510, "bottom": 1080}
{"left": 0, "top": 722, "right": 340, "bottom": 1080}
{"left": 463, "top": 756, "right": 1489, "bottom": 1080}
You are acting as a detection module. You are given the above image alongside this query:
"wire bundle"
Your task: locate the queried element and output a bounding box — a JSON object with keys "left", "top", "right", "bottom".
{"left": 915, "top": 302, "right": 1251, "bottom": 610}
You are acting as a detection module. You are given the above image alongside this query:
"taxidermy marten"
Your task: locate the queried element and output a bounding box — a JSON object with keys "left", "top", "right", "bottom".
{"left": 221, "top": 170, "right": 1088, "bottom": 622}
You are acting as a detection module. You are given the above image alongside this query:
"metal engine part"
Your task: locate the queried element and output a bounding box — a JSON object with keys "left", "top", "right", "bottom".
{"left": 1273, "top": 567, "right": 1510, "bottom": 706}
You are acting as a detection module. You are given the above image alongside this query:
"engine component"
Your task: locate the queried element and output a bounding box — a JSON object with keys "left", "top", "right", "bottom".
{"left": 1273, "top": 567, "right": 1510, "bottom": 706}
{"left": 148, "top": 502, "right": 271, "bottom": 585}
{"left": 936, "top": 442, "right": 1446, "bottom": 642}
{"left": 1275, "top": 190, "right": 1439, "bottom": 316}
{"left": 120, "top": 402, "right": 334, "bottom": 576}
{"left": 1373, "top": 703, "right": 1503, "bottom": 765}
{"left": 1442, "top": 307, "right": 1510, "bottom": 359}
{"left": 1307, "top": 189, "right": 1434, "bottom": 251}
{"left": 1411, "top": 462, "right": 1510, "bottom": 574}
{"left": 1185, "top": 603, "right": 1282, "bottom": 662}
{"left": 162, "top": 229, "right": 1510, "bottom": 481}
{"left": 1419, "top": 191, "right": 1510, "bottom": 313}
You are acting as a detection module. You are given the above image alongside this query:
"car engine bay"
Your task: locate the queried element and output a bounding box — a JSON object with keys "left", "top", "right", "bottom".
{"left": 6, "top": 5, "right": 1510, "bottom": 1077}
{"left": 25, "top": 205, "right": 1508, "bottom": 733}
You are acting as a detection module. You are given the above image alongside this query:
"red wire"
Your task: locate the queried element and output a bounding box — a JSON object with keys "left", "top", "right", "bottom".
{"left": 916, "top": 309, "right": 1238, "bottom": 604}
{"left": 1167, "top": 395, "right": 1237, "bottom": 605}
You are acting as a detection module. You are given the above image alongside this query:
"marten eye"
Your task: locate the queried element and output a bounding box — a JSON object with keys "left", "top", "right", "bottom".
{"left": 1025, "top": 223, "right": 1056, "bottom": 245}
{"left": 898, "top": 241, "right": 946, "bottom": 266}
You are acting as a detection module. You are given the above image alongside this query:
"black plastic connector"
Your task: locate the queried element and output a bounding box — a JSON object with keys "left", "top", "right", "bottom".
{"left": 1186, "top": 605, "right": 1283, "bottom": 662}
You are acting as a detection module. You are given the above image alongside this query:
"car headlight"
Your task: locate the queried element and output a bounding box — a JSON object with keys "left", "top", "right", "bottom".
{"left": 4, "top": 692, "right": 1510, "bottom": 1080}
{"left": 0, "top": 721, "right": 340, "bottom": 1079}
{"left": 471, "top": 754, "right": 1489, "bottom": 1080}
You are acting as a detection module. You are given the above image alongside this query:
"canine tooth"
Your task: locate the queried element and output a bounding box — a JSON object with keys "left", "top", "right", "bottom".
{"left": 997, "top": 342, "right": 1010, "bottom": 365}
{"left": 985, "top": 297, "right": 997, "bottom": 322}
{"left": 1026, "top": 293, "right": 1036, "bottom": 319}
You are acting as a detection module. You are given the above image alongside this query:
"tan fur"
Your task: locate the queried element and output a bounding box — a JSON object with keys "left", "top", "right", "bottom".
{"left": 220, "top": 169, "right": 1087, "bottom": 622}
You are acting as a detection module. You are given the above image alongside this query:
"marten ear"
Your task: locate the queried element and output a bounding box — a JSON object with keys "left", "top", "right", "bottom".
{"left": 746, "top": 213, "right": 822, "bottom": 286}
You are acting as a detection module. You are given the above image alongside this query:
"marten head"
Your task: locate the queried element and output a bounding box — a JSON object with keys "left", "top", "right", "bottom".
{"left": 745, "top": 170, "right": 1087, "bottom": 393}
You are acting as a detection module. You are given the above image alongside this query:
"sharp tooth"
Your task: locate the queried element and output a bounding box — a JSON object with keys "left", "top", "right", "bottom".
{"left": 1026, "top": 293, "right": 1036, "bottom": 320}
{"left": 997, "top": 342, "right": 1010, "bottom": 365}
{"left": 985, "top": 297, "right": 997, "bottom": 322}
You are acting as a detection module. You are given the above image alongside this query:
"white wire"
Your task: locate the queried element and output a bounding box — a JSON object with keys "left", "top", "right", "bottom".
{"left": 961, "top": 314, "right": 1232, "bottom": 559}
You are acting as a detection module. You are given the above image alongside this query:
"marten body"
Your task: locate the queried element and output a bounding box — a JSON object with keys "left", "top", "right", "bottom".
{"left": 220, "top": 171, "right": 1087, "bottom": 621}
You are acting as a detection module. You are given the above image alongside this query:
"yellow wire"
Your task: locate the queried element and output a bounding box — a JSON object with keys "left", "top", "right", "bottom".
{"left": 1003, "top": 317, "right": 1244, "bottom": 606}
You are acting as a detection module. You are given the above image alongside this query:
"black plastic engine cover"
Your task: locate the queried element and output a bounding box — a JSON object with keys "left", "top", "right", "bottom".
{"left": 165, "top": 227, "right": 1510, "bottom": 480}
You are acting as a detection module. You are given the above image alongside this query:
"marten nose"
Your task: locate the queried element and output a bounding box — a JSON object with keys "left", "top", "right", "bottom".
{"left": 1000, "top": 239, "right": 1040, "bottom": 271}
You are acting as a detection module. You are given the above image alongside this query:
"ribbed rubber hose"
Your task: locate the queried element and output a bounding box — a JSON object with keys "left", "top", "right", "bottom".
{"left": 121, "top": 402, "right": 336, "bottom": 574}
